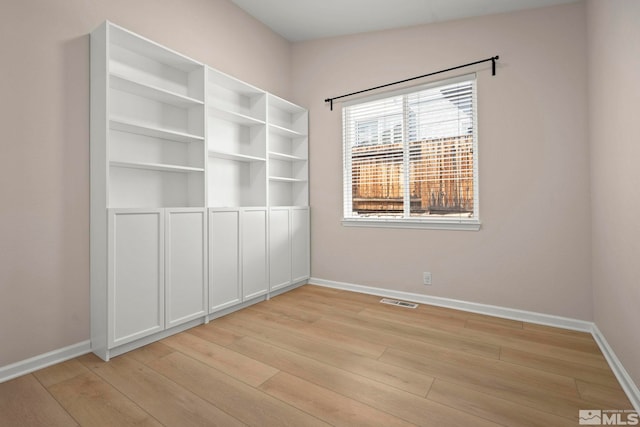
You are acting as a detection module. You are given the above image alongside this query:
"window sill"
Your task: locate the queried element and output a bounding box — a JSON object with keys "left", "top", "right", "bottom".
{"left": 341, "top": 218, "right": 481, "bottom": 231}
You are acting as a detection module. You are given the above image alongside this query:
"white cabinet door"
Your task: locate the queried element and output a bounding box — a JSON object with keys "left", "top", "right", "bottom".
{"left": 269, "top": 207, "right": 291, "bottom": 291}
{"left": 165, "top": 208, "right": 207, "bottom": 328}
{"left": 209, "top": 209, "right": 242, "bottom": 312}
{"left": 108, "top": 209, "right": 164, "bottom": 347}
{"left": 242, "top": 208, "right": 268, "bottom": 299}
{"left": 291, "top": 207, "right": 310, "bottom": 283}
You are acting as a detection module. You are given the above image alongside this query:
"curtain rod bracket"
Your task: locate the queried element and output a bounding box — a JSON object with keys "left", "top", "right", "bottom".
{"left": 325, "top": 55, "right": 499, "bottom": 110}
{"left": 492, "top": 55, "right": 499, "bottom": 76}
{"left": 323, "top": 98, "right": 334, "bottom": 110}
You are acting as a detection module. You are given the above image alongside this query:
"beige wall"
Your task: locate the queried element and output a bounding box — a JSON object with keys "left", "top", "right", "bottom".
{"left": 588, "top": 0, "right": 640, "bottom": 385}
{"left": 0, "top": 0, "right": 291, "bottom": 367}
{"left": 292, "top": 2, "right": 593, "bottom": 320}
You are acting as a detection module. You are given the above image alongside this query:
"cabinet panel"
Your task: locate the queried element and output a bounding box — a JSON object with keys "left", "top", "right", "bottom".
{"left": 291, "top": 207, "right": 310, "bottom": 283}
{"left": 242, "top": 208, "right": 268, "bottom": 299}
{"left": 209, "top": 209, "right": 242, "bottom": 311}
{"left": 109, "top": 210, "right": 164, "bottom": 347}
{"left": 269, "top": 208, "right": 291, "bottom": 290}
{"left": 165, "top": 209, "right": 207, "bottom": 327}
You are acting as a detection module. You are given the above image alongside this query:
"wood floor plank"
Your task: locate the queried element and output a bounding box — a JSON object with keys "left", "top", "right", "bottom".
{"left": 250, "top": 299, "right": 322, "bottom": 323}
{"left": 380, "top": 347, "right": 608, "bottom": 420}
{"left": 33, "top": 359, "right": 90, "bottom": 388}
{"left": 438, "top": 320, "right": 610, "bottom": 368}
{"left": 296, "top": 285, "right": 376, "bottom": 304}
{"left": 319, "top": 308, "right": 502, "bottom": 358}
{"left": 275, "top": 288, "right": 372, "bottom": 314}
{"left": 263, "top": 291, "right": 367, "bottom": 319}
{"left": 576, "top": 379, "right": 634, "bottom": 408}
{"left": 260, "top": 371, "right": 417, "bottom": 427}
{"left": 161, "top": 331, "right": 278, "bottom": 387}
{"left": 148, "top": 351, "right": 329, "bottom": 427}
{"left": 221, "top": 306, "right": 388, "bottom": 358}
{"left": 0, "top": 375, "right": 78, "bottom": 427}
{"left": 301, "top": 286, "right": 520, "bottom": 329}
{"left": 365, "top": 303, "right": 524, "bottom": 336}
{"left": 124, "top": 341, "right": 175, "bottom": 365}
{"left": 188, "top": 322, "right": 245, "bottom": 346}
{"left": 460, "top": 312, "right": 525, "bottom": 329}
{"left": 300, "top": 286, "right": 522, "bottom": 329}
{"left": 380, "top": 346, "right": 580, "bottom": 399}
{"left": 314, "top": 315, "right": 501, "bottom": 360}
{"left": 501, "top": 346, "right": 621, "bottom": 388}
{"left": 79, "top": 353, "right": 244, "bottom": 427}
{"left": 228, "top": 335, "right": 501, "bottom": 427}
{"left": 48, "top": 371, "right": 162, "bottom": 427}
{"left": 427, "top": 379, "right": 577, "bottom": 427}
{"left": 523, "top": 322, "right": 594, "bottom": 339}
{"left": 465, "top": 319, "right": 601, "bottom": 354}
{"left": 211, "top": 313, "right": 434, "bottom": 396}
{"left": 358, "top": 305, "right": 469, "bottom": 329}
{"left": 289, "top": 286, "right": 385, "bottom": 312}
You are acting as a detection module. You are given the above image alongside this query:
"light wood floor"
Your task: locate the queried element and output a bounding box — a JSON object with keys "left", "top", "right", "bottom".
{"left": 0, "top": 285, "right": 634, "bottom": 426}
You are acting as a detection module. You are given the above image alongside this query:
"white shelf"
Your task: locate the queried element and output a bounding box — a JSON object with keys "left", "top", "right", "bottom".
{"left": 268, "top": 123, "right": 306, "bottom": 138}
{"left": 268, "top": 151, "right": 306, "bottom": 162}
{"left": 269, "top": 176, "right": 307, "bottom": 183}
{"left": 269, "top": 94, "right": 307, "bottom": 115}
{"left": 110, "top": 73, "right": 204, "bottom": 108}
{"left": 110, "top": 117, "right": 204, "bottom": 143}
{"left": 109, "top": 22, "right": 203, "bottom": 73}
{"left": 208, "top": 150, "right": 266, "bottom": 162}
{"left": 208, "top": 106, "right": 265, "bottom": 126}
{"left": 208, "top": 69, "right": 264, "bottom": 97}
{"left": 111, "top": 160, "right": 204, "bottom": 173}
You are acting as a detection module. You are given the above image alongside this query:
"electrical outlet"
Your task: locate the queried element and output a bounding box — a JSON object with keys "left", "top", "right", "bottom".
{"left": 423, "top": 272, "right": 432, "bottom": 285}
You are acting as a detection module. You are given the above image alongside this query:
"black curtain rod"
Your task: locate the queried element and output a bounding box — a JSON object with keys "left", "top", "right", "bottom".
{"left": 324, "top": 55, "right": 499, "bottom": 110}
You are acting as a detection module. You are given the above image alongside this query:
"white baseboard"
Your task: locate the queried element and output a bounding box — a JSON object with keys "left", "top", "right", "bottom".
{"left": 309, "top": 277, "right": 592, "bottom": 331}
{"left": 591, "top": 325, "right": 640, "bottom": 412}
{"left": 0, "top": 340, "right": 91, "bottom": 383}
{"left": 309, "top": 277, "right": 639, "bottom": 413}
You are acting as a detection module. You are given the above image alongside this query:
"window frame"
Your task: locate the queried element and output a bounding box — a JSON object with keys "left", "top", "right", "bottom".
{"left": 341, "top": 73, "right": 481, "bottom": 231}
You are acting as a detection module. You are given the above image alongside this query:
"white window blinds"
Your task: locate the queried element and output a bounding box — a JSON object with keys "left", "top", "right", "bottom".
{"left": 343, "top": 74, "right": 479, "bottom": 228}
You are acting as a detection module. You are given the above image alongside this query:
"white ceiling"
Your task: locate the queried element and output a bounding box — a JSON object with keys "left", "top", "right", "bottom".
{"left": 231, "top": 0, "right": 579, "bottom": 42}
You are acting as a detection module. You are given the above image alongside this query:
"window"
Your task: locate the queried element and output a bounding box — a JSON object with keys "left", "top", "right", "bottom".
{"left": 342, "top": 74, "right": 479, "bottom": 230}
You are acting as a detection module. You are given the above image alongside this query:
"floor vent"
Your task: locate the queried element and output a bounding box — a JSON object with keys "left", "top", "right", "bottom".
{"left": 380, "top": 298, "right": 419, "bottom": 309}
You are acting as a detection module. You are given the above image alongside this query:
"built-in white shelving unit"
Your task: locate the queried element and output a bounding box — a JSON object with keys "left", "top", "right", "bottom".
{"left": 102, "top": 22, "right": 206, "bottom": 210}
{"left": 91, "top": 21, "right": 309, "bottom": 362}
{"left": 206, "top": 67, "right": 267, "bottom": 208}
{"left": 267, "top": 94, "right": 309, "bottom": 207}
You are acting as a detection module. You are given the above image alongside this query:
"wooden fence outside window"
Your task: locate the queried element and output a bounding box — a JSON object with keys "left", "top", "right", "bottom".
{"left": 351, "top": 135, "right": 474, "bottom": 216}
